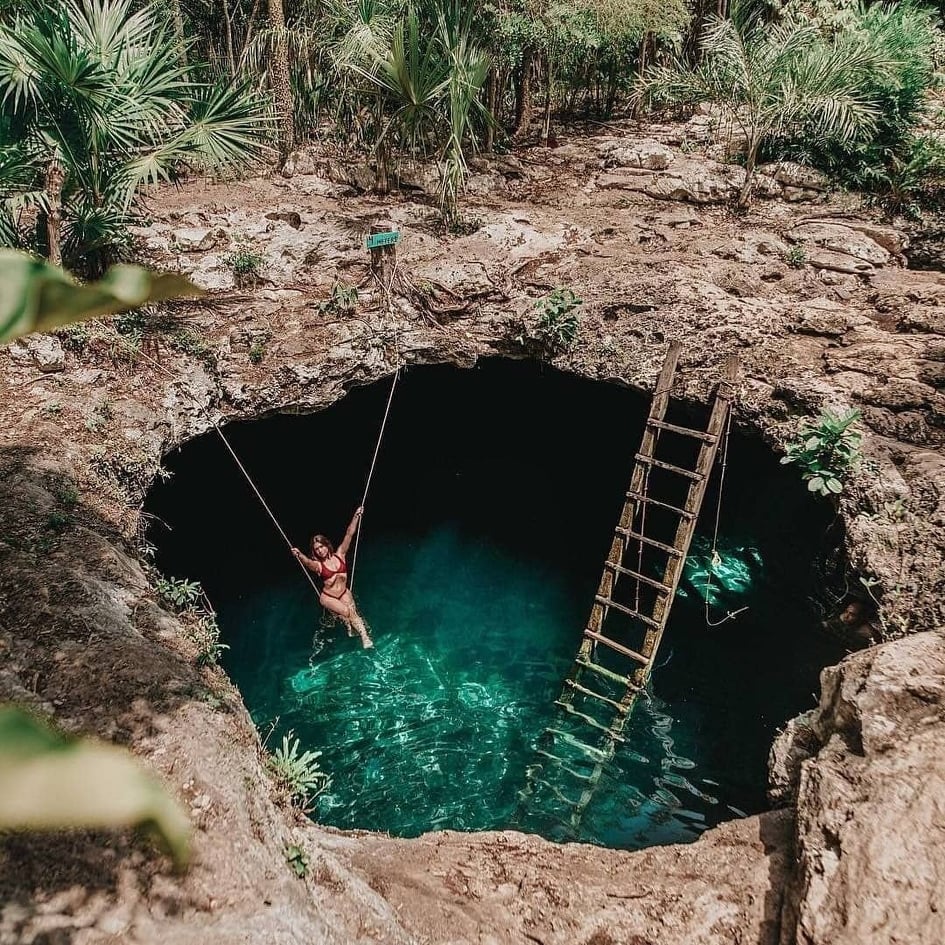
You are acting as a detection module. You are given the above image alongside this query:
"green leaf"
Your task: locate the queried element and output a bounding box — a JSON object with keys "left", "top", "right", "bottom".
{"left": 0, "top": 707, "right": 191, "bottom": 867}
{"left": 807, "top": 476, "right": 825, "bottom": 492}
{"left": 0, "top": 249, "right": 203, "bottom": 343}
{"left": 825, "top": 477, "right": 843, "bottom": 493}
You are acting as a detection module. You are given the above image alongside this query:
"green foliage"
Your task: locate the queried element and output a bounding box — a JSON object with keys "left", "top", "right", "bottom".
{"left": 224, "top": 247, "right": 264, "bottom": 285}
{"left": 635, "top": 0, "right": 909, "bottom": 205}
{"left": 284, "top": 843, "right": 310, "bottom": 878}
{"left": 781, "top": 408, "right": 863, "bottom": 497}
{"left": 784, "top": 244, "right": 808, "bottom": 268}
{"left": 318, "top": 281, "right": 359, "bottom": 315}
{"left": 0, "top": 250, "right": 201, "bottom": 344}
{"left": 267, "top": 731, "right": 332, "bottom": 810}
{"left": 0, "top": 0, "right": 269, "bottom": 271}
{"left": 248, "top": 341, "right": 267, "bottom": 364}
{"left": 774, "top": 2, "right": 941, "bottom": 199}
{"left": 534, "top": 287, "right": 582, "bottom": 350}
{"left": 156, "top": 576, "right": 229, "bottom": 666}
{"left": 0, "top": 706, "right": 190, "bottom": 867}
{"left": 157, "top": 576, "right": 203, "bottom": 609}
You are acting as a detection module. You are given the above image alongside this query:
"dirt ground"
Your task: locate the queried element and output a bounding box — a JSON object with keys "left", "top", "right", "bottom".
{"left": 1, "top": 118, "right": 944, "bottom": 943}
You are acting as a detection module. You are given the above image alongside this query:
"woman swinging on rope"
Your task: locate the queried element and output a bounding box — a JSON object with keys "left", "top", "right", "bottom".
{"left": 292, "top": 507, "right": 374, "bottom": 649}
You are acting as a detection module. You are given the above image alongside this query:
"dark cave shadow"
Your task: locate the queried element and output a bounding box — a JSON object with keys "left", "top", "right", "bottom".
{"left": 0, "top": 446, "right": 219, "bottom": 935}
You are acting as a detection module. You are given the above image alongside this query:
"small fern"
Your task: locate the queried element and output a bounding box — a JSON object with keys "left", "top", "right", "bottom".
{"left": 268, "top": 731, "right": 331, "bottom": 810}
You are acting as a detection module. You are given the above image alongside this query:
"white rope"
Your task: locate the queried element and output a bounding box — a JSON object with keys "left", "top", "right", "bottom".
{"left": 348, "top": 365, "right": 400, "bottom": 591}
{"left": 104, "top": 326, "right": 320, "bottom": 592}
{"left": 702, "top": 404, "right": 748, "bottom": 628}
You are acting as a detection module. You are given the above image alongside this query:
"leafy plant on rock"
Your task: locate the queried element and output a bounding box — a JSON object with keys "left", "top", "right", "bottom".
{"left": 534, "top": 286, "right": 582, "bottom": 351}
{"left": 781, "top": 407, "right": 863, "bottom": 497}
{"left": 156, "top": 575, "right": 229, "bottom": 665}
{"left": 267, "top": 731, "right": 331, "bottom": 810}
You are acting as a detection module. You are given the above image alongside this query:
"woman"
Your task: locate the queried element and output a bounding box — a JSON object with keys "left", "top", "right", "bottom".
{"left": 292, "top": 506, "right": 374, "bottom": 649}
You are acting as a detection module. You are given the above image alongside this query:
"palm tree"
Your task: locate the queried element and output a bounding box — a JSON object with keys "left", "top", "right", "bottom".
{"left": 344, "top": 1, "right": 490, "bottom": 221}
{"left": 634, "top": 3, "right": 892, "bottom": 206}
{"left": 0, "top": 0, "right": 268, "bottom": 273}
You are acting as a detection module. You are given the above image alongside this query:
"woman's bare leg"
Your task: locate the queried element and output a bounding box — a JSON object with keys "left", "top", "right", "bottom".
{"left": 347, "top": 600, "right": 373, "bottom": 649}
{"left": 320, "top": 592, "right": 373, "bottom": 649}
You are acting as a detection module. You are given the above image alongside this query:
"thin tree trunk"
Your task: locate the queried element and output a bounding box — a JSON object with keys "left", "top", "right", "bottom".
{"left": 222, "top": 0, "right": 236, "bottom": 75}
{"left": 45, "top": 159, "right": 65, "bottom": 267}
{"left": 513, "top": 50, "right": 534, "bottom": 142}
{"left": 541, "top": 58, "right": 553, "bottom": 146}
{"left": 169, "top": 0, "right": 189, "bottom": 72}
{"left": 738, "top": 138, "right": 758, "bottom": 208}
{"left": 268, "top": 0, "right": 295, "bottom": 163}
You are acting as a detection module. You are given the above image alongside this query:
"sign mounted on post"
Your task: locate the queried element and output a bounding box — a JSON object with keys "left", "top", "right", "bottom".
{"left": 365, "top": 230, "right": 400, "bottom": 250}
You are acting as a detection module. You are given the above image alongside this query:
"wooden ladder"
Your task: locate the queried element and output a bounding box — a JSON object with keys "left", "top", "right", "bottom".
{"left": 520, "top": 343, "right": 739, "bottom": 836}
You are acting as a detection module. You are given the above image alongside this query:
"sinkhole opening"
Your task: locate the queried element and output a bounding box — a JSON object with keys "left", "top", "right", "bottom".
{"left": 145, "top": 358, "right": 846, "bottom": 849}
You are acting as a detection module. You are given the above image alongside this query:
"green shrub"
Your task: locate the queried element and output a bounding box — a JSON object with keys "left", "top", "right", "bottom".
{"left": 268, "top": 732, "right": 331, "bottom": 810}
{"left": 156, "top": 576, "right": 229, "bottom": 666}
{"left": 784, "top": 244, "right": 808, "bottom": 268}
{"left": 284, "top": 844, "right": 310, "bottom": 878}
{"left": 156, "top": 576, "right": 202, "bottom": 609}
{"left": 781, "top": 408, "right": 863, "bottom": 497}
{"left": 318, "top": 282, "right": 358, "bottom": 316}
{"left": 224, "top": 248, "right": 264, "bottom": 286}
{"left": 531, "top": 288, "right": 583, "bottom": 352}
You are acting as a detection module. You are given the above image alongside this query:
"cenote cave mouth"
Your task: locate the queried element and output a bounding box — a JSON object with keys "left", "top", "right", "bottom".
{"left": 145, "top": 358, "right": 846, "bottom": 850}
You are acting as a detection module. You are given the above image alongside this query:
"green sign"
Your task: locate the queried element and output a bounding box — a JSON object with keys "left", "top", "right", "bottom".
{"left": 366, "top": 231, "right": 400, "bottom": 250}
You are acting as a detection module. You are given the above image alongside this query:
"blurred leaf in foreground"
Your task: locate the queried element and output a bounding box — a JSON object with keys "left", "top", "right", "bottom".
{"left": 0, "top": 249, "right": 203, "bottom": 343}
{"left": 0, "top": 706, "right": 191, "bottom": 868}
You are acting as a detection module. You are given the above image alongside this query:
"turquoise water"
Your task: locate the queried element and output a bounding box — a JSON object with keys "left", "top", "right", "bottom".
{"left": 148, "top": 359, "right": 846, "bottom": 848}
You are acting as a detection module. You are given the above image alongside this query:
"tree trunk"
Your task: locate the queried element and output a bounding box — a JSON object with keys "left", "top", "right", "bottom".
{"left": 513, "top": 50, "right": 534, "bottom": 142}
{"left": 268, "top": 0, "right": 295, "bottom": 164}
{"left": 222, "top": 0, "right": 236, "bottom": 75}
{"left": 169, "top": 0, "right": 188, "bottom": 73}
{"left": 45, "top": 159, "right": 65, "bottom": 267}
{"left": 541, "top": 58, "right": 553, "bottom": 146}
{"left": 737, "top": 139, "right": 758, "bottom": 208}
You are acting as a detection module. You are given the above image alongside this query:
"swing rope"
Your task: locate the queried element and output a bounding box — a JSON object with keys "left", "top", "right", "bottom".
{"left": 348, "top": 365, "right": 400, "bottom": 591}
{"left": 104, "top": 327, "right": 323, "bottom": 592}
{"left": 702, "top": 402, "right": 748, "bottom": 628}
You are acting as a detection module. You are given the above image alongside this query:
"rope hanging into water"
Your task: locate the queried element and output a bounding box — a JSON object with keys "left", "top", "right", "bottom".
{"left": 702, "top": 403, "right": 748, "bottom": 628}
{"left": 348, "top": 366, "right": 400, "bottom": 592}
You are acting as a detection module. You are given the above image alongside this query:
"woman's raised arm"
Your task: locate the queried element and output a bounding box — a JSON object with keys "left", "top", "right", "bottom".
{"left": 337, "top": 506, "right": 363, "bottom": 557}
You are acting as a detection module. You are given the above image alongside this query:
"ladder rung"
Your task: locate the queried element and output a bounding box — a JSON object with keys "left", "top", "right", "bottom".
{"left": 545, "top": 728, "right": 609, "bottom": 760}
{"left": 584, "top": 626, "right": 651, "bottom": 662}
{"left": 554, "top": 700, "right": 627, "bottom": 740}
{"left": 564, "top": 678, "right": 629, "bottom": 713}
{"left": 615, "top": 528, "right": 685, "bottom": 557}
{"left": 603, "top": 561, "right": 673, "bottom": 594}
{"left": 575, "top": 658, "right": 635, "bottom": 688}
{"left": 635, "top": 454, "right": 704, "bottom": 481}
{"left": 647, "top": 419, "right": 717, "bottom": 443}
{"left": 625, "top": 492, "right": 696, "bottom": 519}
{"left": 593, "top": 597, "right": 662, "bottom": 632}
{"left": 534, "top": 750, "right": 594, "bottom": 781}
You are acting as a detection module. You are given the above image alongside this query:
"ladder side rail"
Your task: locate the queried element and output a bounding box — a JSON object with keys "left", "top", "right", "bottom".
{"left": 578, "top": 342, "right": 682, "bottom": 661}
{"left": 637, "top": 355, "right": 740, "bottom": 675}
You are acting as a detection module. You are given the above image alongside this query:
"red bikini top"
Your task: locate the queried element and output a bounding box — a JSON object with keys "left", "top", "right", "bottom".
{"left": 319, "top": 554, "right": 347, "bottom": 580}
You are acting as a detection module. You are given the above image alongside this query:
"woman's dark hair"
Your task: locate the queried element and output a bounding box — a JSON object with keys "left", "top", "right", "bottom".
{"left": 311, "top": 534, "right": 334, "bottom": 555}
